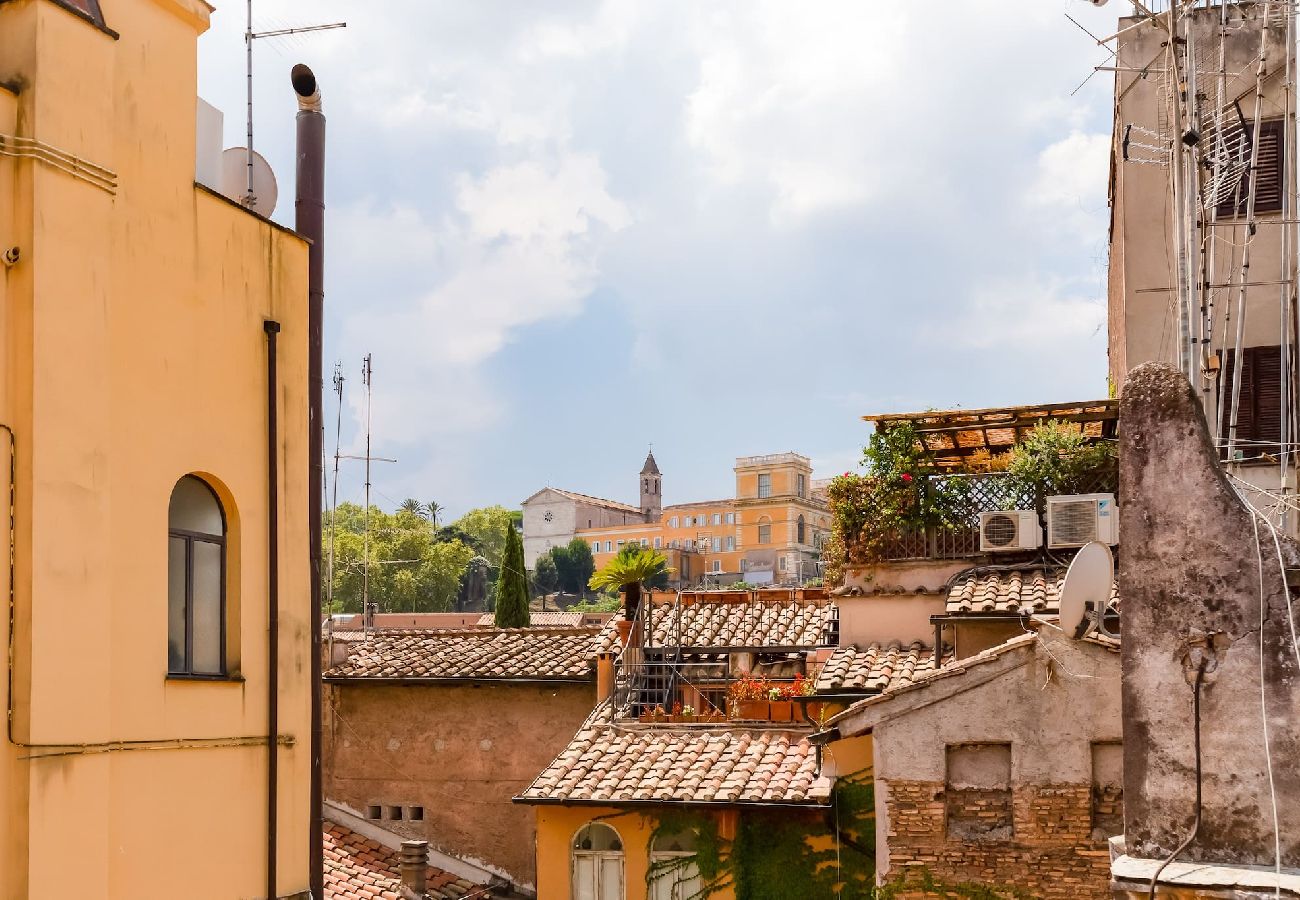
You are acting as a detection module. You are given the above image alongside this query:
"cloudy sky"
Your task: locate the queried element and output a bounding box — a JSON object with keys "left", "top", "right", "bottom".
{"left": 198, "top": 0, "right": 1119, "bottom": 518}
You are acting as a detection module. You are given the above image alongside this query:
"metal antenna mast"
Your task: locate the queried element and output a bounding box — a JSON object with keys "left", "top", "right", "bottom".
{"left": 243, "top": 0, "right": 345, "bottom": 206}
{"left": 362, "top": 354, "right": 373, "bottom": 625}
{"left": 326, "top": 362, "right": 344, "bottom": 611}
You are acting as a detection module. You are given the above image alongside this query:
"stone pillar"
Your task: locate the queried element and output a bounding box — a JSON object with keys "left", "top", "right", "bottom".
{"left": 1118, "top": 363, "right": 1300, "bottom": 868}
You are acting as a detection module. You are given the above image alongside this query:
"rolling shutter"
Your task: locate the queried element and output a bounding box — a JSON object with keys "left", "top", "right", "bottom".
{"left": 1217, "top": 119, "right": 1286, "bottom": 218}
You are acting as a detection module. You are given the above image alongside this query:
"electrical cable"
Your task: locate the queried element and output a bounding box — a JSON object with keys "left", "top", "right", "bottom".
{"left": 1146, "top": 657, "right": 1207, "bottom": 898}
{"left": 1251, "top": 515, "right": 1285, "bottom": 898}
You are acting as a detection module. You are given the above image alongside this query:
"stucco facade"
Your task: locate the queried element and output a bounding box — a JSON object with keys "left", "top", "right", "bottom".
{"left": 832, "top": 629, "right": 1123, "bottom": 898}
{"left": 324, "top": 679, "right": 596, "bottom": 891}
{"left": 0, "top": 0, "right": 313, "bottom": 896}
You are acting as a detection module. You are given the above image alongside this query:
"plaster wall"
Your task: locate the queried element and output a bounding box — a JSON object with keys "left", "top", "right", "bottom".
{"left": 324, "top": 680, "right": 595, "bottom": 888}
{"left": 0, "top": 0, "right": 312, "bottom": 896}
{"left": 838, "top": 593, "right": 945, "bottom": 647}
{"left": 1118, "top": 363, "right": 1300, "bottom": 867}
{"left": 952, "top": 619, "right": 1023, "bottom": 661}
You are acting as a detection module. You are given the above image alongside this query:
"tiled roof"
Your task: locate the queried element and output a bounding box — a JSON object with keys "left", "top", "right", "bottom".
{"left": 592, "top": 600, "right": 836, "bottom": 654}
{"left": 548, "top": 487, "right": 641, "bottom": 514}
{"left": 323, "top": 820, "right": 484, "bottom": 900}
{"left": 323, "top": 628, "right": 600, "bottom": 681}
{"left": 946, "top": 567, "right": 1118, "bottom": 616}
{"left": 815, "top": 641, "right": 942, "bottom": 694}
{"left": 475, "top": 610, "right": 585, "bottom": 627}
{"left": 517, "top": 706, "right": 829, "bottom": 806}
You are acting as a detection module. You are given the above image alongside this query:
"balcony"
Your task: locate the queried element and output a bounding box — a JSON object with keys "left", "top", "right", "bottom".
{"left": 735, "top": 452, "right": 811, "bottom": 469}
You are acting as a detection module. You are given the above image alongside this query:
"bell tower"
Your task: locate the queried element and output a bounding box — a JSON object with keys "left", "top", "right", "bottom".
{"left": 640, "top": 449, "right": 662, "bottom": 522}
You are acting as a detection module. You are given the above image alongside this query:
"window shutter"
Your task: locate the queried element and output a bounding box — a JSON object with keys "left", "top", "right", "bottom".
{"left": 1220, "top": 345, "right": 1283, "bottom": 458}
{"left": 1217, "top": 119, "right": 1286, "bottom": 217}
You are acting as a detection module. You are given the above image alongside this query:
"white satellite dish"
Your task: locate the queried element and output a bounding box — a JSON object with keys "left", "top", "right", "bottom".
{"left": 1059, "top": 541, "right": 1115, "bottom": 640}
{"left": 219, "top": 147, "right": 278, "bottom": 217}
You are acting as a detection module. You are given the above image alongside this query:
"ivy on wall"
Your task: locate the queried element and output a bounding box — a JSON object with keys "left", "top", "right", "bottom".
{"left": 874, "top": 868, "right": 1037, "bottom": 900}
{"left": 643, "top": 773, "right": 876, "bottom": 900}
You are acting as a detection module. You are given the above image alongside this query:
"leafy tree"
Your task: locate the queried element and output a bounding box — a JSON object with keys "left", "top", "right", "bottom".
{"left": 532, "top": 553, "right": 560, "bottom": 596}
{"left": 495, "top": 524, "right": 530, "bottom": 627}
{"left": 552, "top": 537, "right": 596, "bottom": 595}
{"left": 568, "top": 593, "right": 622, "bottom": 613}
{"left": 451, "top": 505, "right": 516, "bottom": 569}
{"left": 323, "top": 502, "right": 474, "bottom": 614}
{"left": 589, "top": 546, "right": 671, "bottom": 620}
{"left": 616, "top": 542, "right": 670, "bottom": 590}
{"left": 434, "top": 524, "right": 482, "bottom": 552}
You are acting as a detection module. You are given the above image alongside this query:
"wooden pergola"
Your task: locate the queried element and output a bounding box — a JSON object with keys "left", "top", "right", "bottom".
{"left": 863, "top": 399, "right": 1118, "bottom": 468}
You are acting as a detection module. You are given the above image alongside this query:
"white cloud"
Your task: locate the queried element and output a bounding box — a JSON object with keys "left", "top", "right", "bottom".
{"left": 931, "top": 276, "right": 1104, "bottom": 351}
{"left": 1025, "top": 131, "right": 1112, "bottom": 241}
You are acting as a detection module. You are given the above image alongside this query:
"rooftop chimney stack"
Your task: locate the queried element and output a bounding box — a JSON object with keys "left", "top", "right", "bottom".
{"left": 400, "top": 840, "right": 429, "bottom": 898}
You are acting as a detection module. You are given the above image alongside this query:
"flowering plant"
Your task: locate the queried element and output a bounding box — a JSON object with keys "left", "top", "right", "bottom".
{"left": 727, "top": 675, "right": 768, "bottom": 702}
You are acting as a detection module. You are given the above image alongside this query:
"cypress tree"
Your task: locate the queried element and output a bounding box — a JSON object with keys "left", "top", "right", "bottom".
{"left": 494, "top": 524, "right": 530, "bottom": 628}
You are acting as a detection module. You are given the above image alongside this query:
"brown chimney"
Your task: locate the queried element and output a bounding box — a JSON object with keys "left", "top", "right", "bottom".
{"left": 400, "top": 840, "right": 428, "bottom": 898}
{"left": 596, "top": 652, "right": 614, "bottom": 702}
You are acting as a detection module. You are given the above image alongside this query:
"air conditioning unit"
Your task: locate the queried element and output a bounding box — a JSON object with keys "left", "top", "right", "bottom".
{"left": 979, "top": 510, "right": 1042, "bottom": 552}
{"left": 1046, "top": 493, "right": 1118, "bottom": 548}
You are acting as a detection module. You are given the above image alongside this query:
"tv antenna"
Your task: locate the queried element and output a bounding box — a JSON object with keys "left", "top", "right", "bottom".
{"left": 1059, "top": 541, "right": 1119, "bottom": 641}
{"left": 326, "top": 362, "right": 345, "bottom": 610}
{"left": 242, "top": 0, "right": 346, "bottom": 208}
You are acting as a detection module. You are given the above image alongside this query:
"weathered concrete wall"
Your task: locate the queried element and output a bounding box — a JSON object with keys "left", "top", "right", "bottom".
{"left": 323, "top": 681, "right": 595, "bottom": 888}
{"left": 847, "top": 630, "right": 1122, "bottom": 897}
{"left": 1119, "top": 363, "right": 1300, "bottom": 867}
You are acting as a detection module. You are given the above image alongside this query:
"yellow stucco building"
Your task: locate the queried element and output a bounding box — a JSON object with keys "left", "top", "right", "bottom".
{"left": 579, "top": 452, "right": 830, "bottom": 587}
{"left": 0, "top": 0, "right": 313, "bottom": 896}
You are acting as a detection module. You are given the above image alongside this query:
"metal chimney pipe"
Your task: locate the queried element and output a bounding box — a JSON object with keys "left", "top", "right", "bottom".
{"left": 400, "top": 841, "right": 429, "bottom": 898}
{"left": 291, "top": 61, "right": 326, "bottom": 900}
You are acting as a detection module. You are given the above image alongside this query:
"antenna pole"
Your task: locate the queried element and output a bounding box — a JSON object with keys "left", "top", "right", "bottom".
{"left": 362, "top": 354, "right": 373, "bottom": 629}
{"left": 327, "top": 363, "right": 344, "bottom": 611}
{"left": 244, "top": 0, "right": 254, "bottom": 205}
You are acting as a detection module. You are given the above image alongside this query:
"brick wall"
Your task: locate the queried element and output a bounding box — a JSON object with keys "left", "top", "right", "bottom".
{"left": 883, "top": 779, "right": 1112, "bottom": 899}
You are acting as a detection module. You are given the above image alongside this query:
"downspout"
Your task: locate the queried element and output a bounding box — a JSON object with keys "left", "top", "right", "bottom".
{"left": 290, "top": 62, "right": 326, "bottom": 900}
{"left": 264, "top": 319, "right": 281, "bottom": 900}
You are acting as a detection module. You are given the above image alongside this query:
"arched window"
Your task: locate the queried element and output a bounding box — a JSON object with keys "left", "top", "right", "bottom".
{"left": 649, "top": 830, "right": 702, "bottom": 900}
{"left": 757, "top": 516, "right": 772, "bottom": 545}
{"left": 572, "top": 823, "right": 624, "bottom": 900}
{"left": 797, "top": 515, "right": 806, "bottom": 544}
{"left": 168, "top": 475, "right": 227, "bottom": 676}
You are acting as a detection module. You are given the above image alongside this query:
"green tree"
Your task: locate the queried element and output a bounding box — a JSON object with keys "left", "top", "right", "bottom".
{"left": 532, "top": 553, "right": 560, "bottom": 596}
{"left": 589, "top": 546, "right": 671, "bottom": 619}
{"left": 399, "top": 498, "right": 423, "bottom": 517}
{"left": 323, "top": 501, "right": 475, "bottom": 614}
{"left": 424, "top": 500, "right": 444, "bottom": 526}
{"left": 495, "top": 524, "right": 530, "bottom": 627}
{"left": 451, "top": 505, "right": 516, "bottom": 569}
{"left": 552, "top": 537, "right": 596, "bottom": 595}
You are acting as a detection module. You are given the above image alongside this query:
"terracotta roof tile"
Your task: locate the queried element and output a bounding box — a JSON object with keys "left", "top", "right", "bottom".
{"left": 474, "top": 611, "right": 585, "bottom": 627}
{"left": 323, "top": 627, "right": 600, "bottom": 681}
{"left": 945, "top": 566, "right": 1118, "bottom": 616}
{"left": 323, "top": 820, "right": 486, "bottom": 900}
{"left": 518, "top": 706, "right": 829, "bottom": 806}
{"left": 814, "top": 641, "right": 942, "bottom": 694}
{"left": 591, "top": 599, "right": 836, "bottom": 654}
{"left": 547, "top": 487, "right": 641, "bottom": 514}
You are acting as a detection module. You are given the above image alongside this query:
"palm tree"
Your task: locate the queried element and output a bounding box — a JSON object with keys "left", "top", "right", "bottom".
{"left": 399, "top": 498, "right": 422, "bottom": 517}
{"left": 424, "top": 500, "right": 443, "bottom": 526}
{"left": 588, "top": 546, "right": 672, "bottom": 621}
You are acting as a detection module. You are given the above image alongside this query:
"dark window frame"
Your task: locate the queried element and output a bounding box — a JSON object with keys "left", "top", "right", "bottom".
{"left": 168, "top": 477, "right": 228, "bottom": 677}
{"left": 1219, "top": 344, "right": 1283, "bottom": 461}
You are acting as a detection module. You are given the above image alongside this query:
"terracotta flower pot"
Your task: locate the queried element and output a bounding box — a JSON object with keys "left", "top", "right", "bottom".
{"left": 735, "top": 699, "right": 768, "bottom": 721}
{"left": 768, "top": 700, "right": 793, "bottom": 722}
{"left": 615, "top": 619, "right": 634, "bottom": 646}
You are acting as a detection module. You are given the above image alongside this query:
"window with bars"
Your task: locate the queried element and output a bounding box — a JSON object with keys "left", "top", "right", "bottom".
{"left": 1219, "top": 344, "right": 1283, "bottom": 459}
{"left": 1216, "top": 118, "right": 1285, "bottom": 218}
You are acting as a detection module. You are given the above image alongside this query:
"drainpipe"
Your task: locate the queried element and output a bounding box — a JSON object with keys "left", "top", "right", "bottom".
{"left": 291, "top": 62, "right": 326, "bottom": 900}
{"left": 263, "top": 319, "right": 281, "bottom": 900}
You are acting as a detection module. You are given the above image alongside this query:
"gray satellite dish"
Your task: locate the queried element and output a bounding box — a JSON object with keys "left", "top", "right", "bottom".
{"left": 219, "top": 147, "right": 278, "bottom": 217}
{"left": 1059, "top": 541, "right": 1115, "bottom": 640}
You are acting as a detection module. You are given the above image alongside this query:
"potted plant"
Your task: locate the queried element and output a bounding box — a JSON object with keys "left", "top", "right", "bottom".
{"left": 589, "top": 546, "right": 672, "bottom": 645}
{"left": 767, "top": 685, "right": 793, "bottom": 722}
{"left": 728, "top": 675, "right": 769, "bottom": 721}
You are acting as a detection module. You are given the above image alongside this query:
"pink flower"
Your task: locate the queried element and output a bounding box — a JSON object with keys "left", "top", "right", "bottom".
{"left": 901, "top": 473, "right": 913, "bottom": 483}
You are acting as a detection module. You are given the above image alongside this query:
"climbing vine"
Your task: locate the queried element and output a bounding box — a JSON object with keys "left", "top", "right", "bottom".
{"left": 642, "top": 772, "right": 876, "bottom": 899}
{"left": 874, "top": 868, "right": 1037, "bottom": 900}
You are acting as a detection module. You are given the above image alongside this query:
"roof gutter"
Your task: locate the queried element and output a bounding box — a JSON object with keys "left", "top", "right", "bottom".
{"left": 322, "top": 676, "right": 595, "bottom": 685}
{"left": 512, "top": 796, "right": 830, "bottom": 810}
